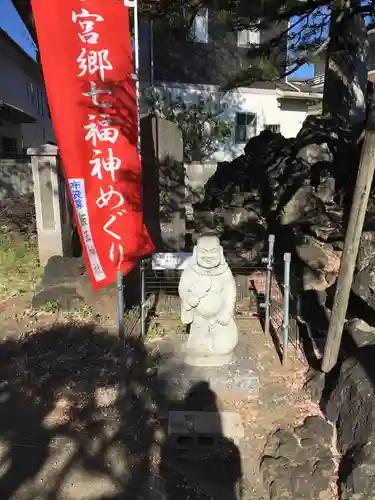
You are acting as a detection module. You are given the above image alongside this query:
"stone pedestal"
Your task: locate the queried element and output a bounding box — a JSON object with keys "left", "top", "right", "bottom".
{"left": 156, "top": 333, "right": 260, "bottom": 400}
{"left": 28, "top": 144, "right": 73, "bottom": 266}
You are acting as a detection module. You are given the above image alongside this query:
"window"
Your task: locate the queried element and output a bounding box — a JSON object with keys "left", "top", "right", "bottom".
{"left": 237, "top": 28, "right": 260, "bottom": 47}
{"left": 184, "top": 7, "right": 208, "bottom": 43}
{"left": 235, "top": 113, "right": 256, "bottom": 143}
{"left": 264, "top": 124, "right": 280, "bottom": 133}
{"left": 2, "top": 137, "right": 17, "bottom": 155}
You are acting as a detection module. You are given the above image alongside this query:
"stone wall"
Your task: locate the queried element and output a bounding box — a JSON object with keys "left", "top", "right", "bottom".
{"left": 0, "top": 157, "right": 33, "bottom": 201}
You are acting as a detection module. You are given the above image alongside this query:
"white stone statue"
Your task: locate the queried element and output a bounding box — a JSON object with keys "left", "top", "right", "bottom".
{"left": 178, "top": 234, "right": 239, "bottom": 366}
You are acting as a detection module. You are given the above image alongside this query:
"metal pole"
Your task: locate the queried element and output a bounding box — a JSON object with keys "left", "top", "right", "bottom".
{"left": 133, "top": 0, "right": 141, "bottom": 155}
{"left": 150, "top": 18, "right": 155, "bottom": 88}
{"left": 282, "top": 253, "right": 291, "bottom": 367}
{"left": 119, "top": 0, "right": 141, "bottom": 343}
{"left": 117, "top": 270, "right": 125, "bottom": 342}
{"left": 140, "top": 259, "right": 146, "bottom": 338}
{"left": 264, "top": 234, "right": 275, "bottom": 336}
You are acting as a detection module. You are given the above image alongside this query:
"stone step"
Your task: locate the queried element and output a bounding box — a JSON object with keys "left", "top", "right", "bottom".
{"left": 167, "top": 410, "right": 244, "bottom": 449}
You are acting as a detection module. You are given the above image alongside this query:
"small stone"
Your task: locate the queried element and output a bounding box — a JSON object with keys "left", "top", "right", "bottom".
{"left": 345, "top": 318, "right": 375, "bottom": 348}
{"left": 44, "top": 397, "right": 73, "bottom": 427}
{"left": 95, "top": 386, "right": 119, "bottom": 408}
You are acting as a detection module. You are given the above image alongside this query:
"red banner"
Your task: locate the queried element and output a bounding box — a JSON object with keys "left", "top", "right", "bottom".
{"left": 31, "top": 0, "right": 155, "bottom": 289}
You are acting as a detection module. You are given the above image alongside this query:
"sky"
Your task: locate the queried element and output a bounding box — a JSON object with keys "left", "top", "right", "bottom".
{"left": 292, "top": 64, "right": 314, "bottom": 78}
{"left": 0, "top": 0, "right": 37, "bottom": 59}
{"left": 0, "top": 0, "right": 314, "bottom": 77}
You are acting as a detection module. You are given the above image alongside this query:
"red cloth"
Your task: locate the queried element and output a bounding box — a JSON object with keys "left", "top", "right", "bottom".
{"left": 31, "top": 0, "right": 154, "bottom": 289}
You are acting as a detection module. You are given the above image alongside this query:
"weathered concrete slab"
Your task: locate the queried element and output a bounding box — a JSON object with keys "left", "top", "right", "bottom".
{"left": 168, "top": 410, "right": 244, "bottom": 448}
{"left": 156, "top": 333, "right": 260, "bottom": 400}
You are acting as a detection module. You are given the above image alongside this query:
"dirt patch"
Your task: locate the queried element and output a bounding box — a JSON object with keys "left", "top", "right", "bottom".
{"left": 146, "top": 317, "right": 334, "bottom": 499}
{"left": 0, "top": 214, "right": 336, "bottom": 498}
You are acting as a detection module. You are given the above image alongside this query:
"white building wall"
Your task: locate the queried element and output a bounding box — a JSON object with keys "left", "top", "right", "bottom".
{"left": 145, "top": 82, "right": 308, "bottom": 162}
{"left": 279, "top": 99, "right": 308, "bottom": 138}
{"left": 0, "top": 52, "right": 55, "bottom": 153}
{"left": 219, "top": 88, "right": 282, "bottom": 161}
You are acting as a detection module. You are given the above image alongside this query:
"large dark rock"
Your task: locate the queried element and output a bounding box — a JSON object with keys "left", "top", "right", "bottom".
{"left": 32, "top": 256, "right": 121, "bottom": 324}
{"left": 260, "top": 416, "right": 335, "bottom": 500}
{"left": 196, "top": 113, "right": 372, "bottom": 317}
{"left": 76, "top": 272, "right": 118, "bottom": 320}
{"left": 351, "top": 231, "right": 375, "bottom": 311}
{"left": 296, "top": 237, "right": 330, "bottom": 271}
{"left": 352, "top": 259, "right": 375, "bottom": 311}
{"left": 323, "top": 319, "right": 375, "bottom": 499}
{"left": 356, "top": 231, "right": 375, "bottom": 271}
{"left": 32, "top": 256, "right": 85, "bottom": 310}
{"left": 345, "top": 318, "right": 375, "bottom": 347}
{"left": 295, "top": 236, "right": 341, "bottom": 292}
{"left": 37, "top": 255, "right": 85, "bottom": 286}
{"left": 279, "top": 185, "right": 315, "bottom": 226}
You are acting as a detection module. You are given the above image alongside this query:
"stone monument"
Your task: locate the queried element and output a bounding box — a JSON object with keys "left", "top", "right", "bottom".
{"left": 28, "top": 144, "right": 74, "bottom": 266}
{"left": 178, "top": 234, "right": 239, "bottom": 367}
{"left": 141, "top": 115, "right": 186, "bottom": 251}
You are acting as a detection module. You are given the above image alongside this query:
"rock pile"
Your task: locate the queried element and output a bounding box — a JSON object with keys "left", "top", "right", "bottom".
{"left": 260, "top": 416, "right": 336, "bottom": 500}
{"left": 198, "top": 115, "right": 375, "bottom": 499}
{"left": 196, "top": 114, "right": 375, "bottom": 312}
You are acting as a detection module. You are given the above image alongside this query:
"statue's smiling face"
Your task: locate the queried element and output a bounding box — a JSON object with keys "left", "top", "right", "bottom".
{"left": 196, "top": 236, "right": 222, "bottom": 269}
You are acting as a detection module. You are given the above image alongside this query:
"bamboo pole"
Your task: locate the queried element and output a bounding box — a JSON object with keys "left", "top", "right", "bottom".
{"left": 321, "top": 91, "right": 375, "bottom": 373}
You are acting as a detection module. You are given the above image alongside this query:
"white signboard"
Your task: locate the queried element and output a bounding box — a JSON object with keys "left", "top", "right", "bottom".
{"left": 151, "top": 252, "right": 192, "bottom": 270}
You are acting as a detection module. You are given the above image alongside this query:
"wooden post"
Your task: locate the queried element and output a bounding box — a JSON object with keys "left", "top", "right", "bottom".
{"left": 321, "top": 92, "right": 375, "bottom": 373}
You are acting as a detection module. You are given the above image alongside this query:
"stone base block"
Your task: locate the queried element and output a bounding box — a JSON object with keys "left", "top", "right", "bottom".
{"left": 184, "top": 350, "right": 234, "bottom": 367}
{"left": 167, "top": 410, "right": 244, "bottom": 449}
{"left": 156, "top": 336, "right": 259, "bottom": 400}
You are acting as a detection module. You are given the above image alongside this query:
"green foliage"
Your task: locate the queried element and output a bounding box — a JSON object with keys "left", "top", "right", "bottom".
{"left": 0, "top": 234, "right": 42, "bottom": 299}
{"left": 142, "top": 87, "right": 232, "bottom": 161}
{"left": 224, "top": 57, "right": 280, "bottom": 91}
{"left": 146, "top": 318, "right": 186, "bottom": 340}
{"left": 40, "top": 300, "right": 61, "bottom": 314}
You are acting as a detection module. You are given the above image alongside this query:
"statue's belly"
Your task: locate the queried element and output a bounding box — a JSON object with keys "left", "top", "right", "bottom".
{"left": 196, "top": 293, "right": 223, "bottom": 318}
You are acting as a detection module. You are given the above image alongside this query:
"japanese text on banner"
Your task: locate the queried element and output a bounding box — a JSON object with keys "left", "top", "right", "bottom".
{"left": 72, "top": 7, "right": 127, "bottom": 277}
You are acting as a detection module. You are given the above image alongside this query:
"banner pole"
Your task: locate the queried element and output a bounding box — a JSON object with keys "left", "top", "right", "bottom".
{"left": 133, "top": 0, "right": 141, "bottom": 155}
{"left": 116, "top": 0, "right": 141, "bottom": 341}
{"left": 117, "top": 268, "right": 125, "bottom": 342}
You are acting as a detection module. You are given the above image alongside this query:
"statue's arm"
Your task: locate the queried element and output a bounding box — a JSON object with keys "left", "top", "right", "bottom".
{"left": 178, "top": 267, "right": 196, "bottom": 325}
{"left": 178, "top": 268, "right": 195, "bottom": 306}
{"left": 219, "top": 271, "right": 237, "bottom": 321}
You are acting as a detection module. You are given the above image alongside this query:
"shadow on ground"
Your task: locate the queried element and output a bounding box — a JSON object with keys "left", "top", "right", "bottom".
{"left": 0, "top": 323, "right": 242, "bottom": 499}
